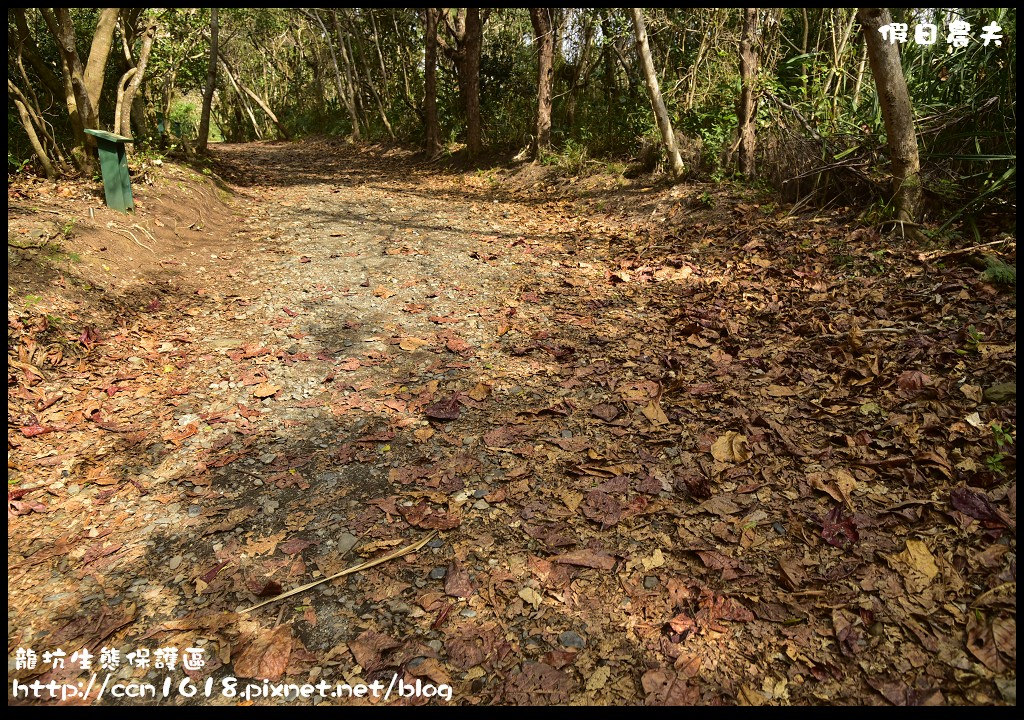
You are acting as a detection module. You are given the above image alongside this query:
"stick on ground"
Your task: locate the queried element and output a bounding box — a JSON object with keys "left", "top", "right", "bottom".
{"left": 238, "top": 531, "right": 437, "bottom": 614}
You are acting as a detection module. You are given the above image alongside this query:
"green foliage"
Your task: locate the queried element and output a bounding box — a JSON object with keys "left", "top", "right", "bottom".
{"left": 981, "top": 256, "right": 1016, "bottom": 286}
{"left": 168, "top": 97, "right": 201, "bottom": 138}
{"left": 8, "top": 150, "right": 32, "bottom": 175}
{"left": 540, "top": 138, "right": 591, "bottom": 175}
{"left": 957, "top": 325, "right": 986, "bottom": 355}
{"left": 6, "top": 3, "right": 1016, "bottom": 235}
{"left": 986, "top": 422, "right": 1015, "bottom": 475}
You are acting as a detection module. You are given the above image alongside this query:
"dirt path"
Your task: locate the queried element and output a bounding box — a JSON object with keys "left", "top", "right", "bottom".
{"left": 8, "top": 141, "right": 1016, "bottom": 706}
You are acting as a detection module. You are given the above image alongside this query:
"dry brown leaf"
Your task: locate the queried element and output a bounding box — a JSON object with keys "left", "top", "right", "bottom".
{"left": 711, "top": 431, "right": 750, "bottom": 463}
{"left": 233, "top": 625, "right": 293, "bottom": 681}
{"left": 253, "top": 383, "right": 280, "bottom": 398}
{"left": 642, "top": 399, "right": 669, "bottom": 426}
{"left": 884, "top": 540, "right": 939, "bottom": 593}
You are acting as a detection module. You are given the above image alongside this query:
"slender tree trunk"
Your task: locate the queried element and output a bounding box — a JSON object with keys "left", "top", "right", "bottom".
{"left": 530, "top": 8, "right": 554, "bottom": 158}
{"left": 462, "top": 9, "right": 484, "bottom": 158}
{"left": 198, "top": 8, "right": 219, "bottom": 152}
{"left": 858, "top": 7, "right": 922, "bottom": 225}
{"left": 83, "top": 8, "right": 120, "bottom": 109}
{"left": 423, "top": 8, "right": 442, "bottom": 156}
{"left": 114, "top": 68, "right": 136, "bottom": 136}
{"left": 332, "top": 11, "right": 363, "bottom": 139}
{"left": 308, "top": 10, "right": 359, "bottom": 140}
{"left": 220, "top": 55, "right": 291, "bottom": 140}
{"left": 9, "top": 80, "right": 57, "bottom": 179}
{"left": 341, "top": 10, "right": 395, "bottom": 139}
{"left": 117, "top": 19, "right": 156, "bottom": 138}
{"left": 630, "top": 8, "right": 684, "bottom": 178}
{"left": 220, "top": 59, "right": 263, "bottom": 139}
{"left": 737, "top": 8, "right": 758, "bottom": 179}
{"left": 43, "top": 9, "right": 105, "bottom": 172}
{"left": 14, "top": 10, "right": 64, "bottom": 98}
{"left": 852, "top": 38, "right": 867, "bottom": 111}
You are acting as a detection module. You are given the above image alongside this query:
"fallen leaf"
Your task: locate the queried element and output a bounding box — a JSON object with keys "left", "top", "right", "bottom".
{"left": 253, "top": 383, "right": 280, "bottom": 399}
{"left": 822, "top": 503, "right": 859, "bottom": 548}
{"left": 591, "top": 404, "right": 620, "bottom": 422}
{"left": 279, "top": 537, "right": 312, "bottom": 556}
{"left": 349, "top": 629, "right": 401, "bottom": 673}
{"left": 518, "top": 586, "right": 543, "bottom": 610}
{"left": 550, "top": 549, "right": 616, "bottom": 571}
{"left": 711, "top": 431, "right": 750, "bottom": 463}
{"left": 642, "top": 399, "right": 669, "bottom": 426}
{"left": 884, "top": 540, "right": 938, "bottom": 593}
{"left": 424, "top": 394, "right": 462, "bottom": 420}
{"left": 586, "top": 665, "right": 611, "bottom": 692}
{"left": 233, "top": 625, "right": 293, "bottom": 681}
{"left": 467, "top": 382, "right": 492, "bottom": 401}
{"left": 399, "top": 337, "right": 430, "bottom": 351}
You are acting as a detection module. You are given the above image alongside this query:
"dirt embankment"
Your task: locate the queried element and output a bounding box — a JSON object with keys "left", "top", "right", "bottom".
{"left": 9, "top": 159, "right": 245, "bottom": 334}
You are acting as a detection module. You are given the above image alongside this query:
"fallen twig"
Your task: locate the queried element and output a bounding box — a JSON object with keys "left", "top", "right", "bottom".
{"left": 916, "top": 238, "right": 1014, "bottom": 262}
{"left": 239, "top": 531, "right": 437, "bottom": 613}
{"left": 815, "top": 327, "right": 914, "bottom": 340}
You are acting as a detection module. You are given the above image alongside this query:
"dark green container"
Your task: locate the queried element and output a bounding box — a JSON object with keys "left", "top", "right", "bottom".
{"left": 84, "top": 129, "right": 135, "bottom": 213}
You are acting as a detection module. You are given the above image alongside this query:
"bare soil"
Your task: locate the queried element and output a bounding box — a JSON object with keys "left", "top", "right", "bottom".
{"left": 7, "top": 140, "right": 1016, "bottom": 706}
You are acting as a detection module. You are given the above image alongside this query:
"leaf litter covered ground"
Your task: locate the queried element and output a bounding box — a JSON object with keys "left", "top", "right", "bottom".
{"left": 8, "top": 140, "right": 1016, "bottom": 705}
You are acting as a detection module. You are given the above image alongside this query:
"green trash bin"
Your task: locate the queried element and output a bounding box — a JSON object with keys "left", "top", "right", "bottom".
{"left": 84, "top": 128, "right": 135, "bottom": 213}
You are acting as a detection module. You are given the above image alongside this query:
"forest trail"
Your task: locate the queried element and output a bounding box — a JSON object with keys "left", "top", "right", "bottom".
{"left": 8, "top": 141, "right": 1016, "bottom": 706}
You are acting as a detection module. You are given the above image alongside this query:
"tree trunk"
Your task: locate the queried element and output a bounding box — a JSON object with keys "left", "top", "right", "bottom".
{"left": 307, "top": 9, "right": 359, "bottom": 140}
{"left": 530, "top": 8, "right": 554, "bottom": 158}
{"left": 851, "top": 38, "right": 867, "bottom": 111}
{"left": 220, "top": 59, "right": 263, "bottom": 140}
{"left": 9, "top": 79, "right": 57, "bottom": 179}
{"left": 83, "top": 8, "right": 120, "bottom": 110}
{"left": 462, "top": 9, "right": 484, "bottom": 158}
{"left": 220, "top": 55, "right": 291, "bottom": 140}
{"left": 13, "top": 10, "right": 64, "bottom": 99}
{"left": 423, "top": 8, "right": 442, "bottom": 156}
{"left": 117, "top": 19, "right": 156, "bottom": 138}
{"left": 331, "top": 11, "right": 363, "bottom": 140}
{"left": 340, "top": 10, "right": 395, "bottom": 139}
{"left": 858, "top": 7, "right": 922, "bottom": 225}
{"left": 198, "top": 8, "right": 219, "bottom": 152}
{"left": 43, "top": 9, "right": 101, "bottom": 172}
{"left": 737, "top": 8, "right": 758, "bottom": 179}
{"left": 630, "top": 8, "right": 684, "bottom": 178}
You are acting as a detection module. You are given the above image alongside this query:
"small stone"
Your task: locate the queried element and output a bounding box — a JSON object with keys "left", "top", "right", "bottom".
{"left": 429, "top": 567, "right": 447, "bottom": 580}
{"left": 984, "top": 382, "right": 1016, "bottom": 403}
{"left": 460, "top": 609, "right": 477, "bottom": 618}
{"left": 643, "top": 576, "right": 659, "bottom": 590}
{"left": 337, "top": 532, "right": 358, "bottom": 556}
{"left": 187, "top": 505, "right": 202, "bottom": 517}
{"left": 427, "top": 640, "right": 443, "bottom": 653}
{"left": 558, "top": 630, "right": 586, "bottom": 649}
{"left": 561, "top": 430, "right": 573, "bottom": 438}
{"left": 473, "top": 489, "right": 488, "bottom": 499}
{"left": 473, "top": 499, "right": 490, "bottom": 510}
{"left": 427, "top": 538, "right": 444, "bottom": 549}
{"left": 772, "top": 522, "right": 786, "bottom": 535}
